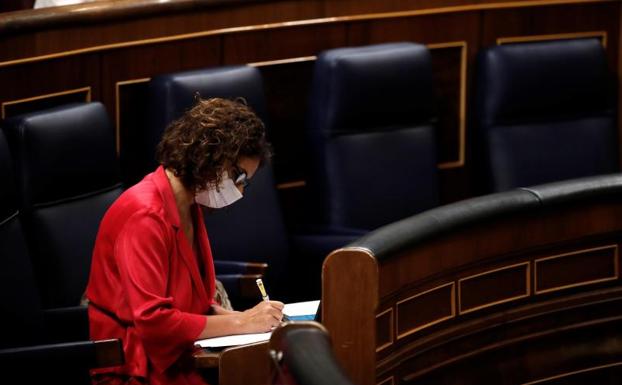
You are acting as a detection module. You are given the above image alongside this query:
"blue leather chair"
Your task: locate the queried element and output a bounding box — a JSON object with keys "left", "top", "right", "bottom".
{"left": 0, "top": 125, "right": 44, "bottom": 348}
{"left": 149, "top": 66, "right": 350, "bottom": 303}
{"left": 307, "top": 42, "right": 440, "bottom": 232}
{"left": 475, "top": 38, "right": 618, "bottom": 192}
{"left": 0, "top": 128, "right": 123, "bottom": 383}
{"left": 3, "top": 102, "right": 123, "bottom": 310}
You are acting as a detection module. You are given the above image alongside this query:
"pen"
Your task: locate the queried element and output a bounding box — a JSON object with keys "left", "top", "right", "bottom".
{"left": 256, "top": 278, "right": 269, "bottom": 301}
{"left": 255, "top": 278, "right": 290, "bottom": 321}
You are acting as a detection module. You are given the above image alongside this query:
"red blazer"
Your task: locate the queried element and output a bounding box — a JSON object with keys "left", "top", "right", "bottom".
{"left": 86, "top": 166, "right": 216, "bottom": 385}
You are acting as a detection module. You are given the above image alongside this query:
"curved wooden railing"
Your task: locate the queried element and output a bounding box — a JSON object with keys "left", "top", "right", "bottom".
{"left": 322, "top": 174, "right": 622, "bottom": 385}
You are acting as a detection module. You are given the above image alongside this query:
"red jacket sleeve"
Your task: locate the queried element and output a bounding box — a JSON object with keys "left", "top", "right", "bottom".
{"left": 115, "top": 211, "right": 207, "bottom": 373}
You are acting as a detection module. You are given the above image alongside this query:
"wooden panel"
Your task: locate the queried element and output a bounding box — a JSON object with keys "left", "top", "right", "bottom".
{"left": 1, "top": 86, "right": 90, "bottom": 119}
{"left": 0, "top": 54, "right": 102, "bottom": 117}
{"left": 0, "top": 0, "right": 325, "bottom": 62}
{"left": 255, "top": 59, "right": 315, "bottom": 183}
{"left": 396, "top": 282, "right": 455, "bottom": 339}
{"left": 535, "top": 245, "right": 619, "bottom": 294}
{"left": 101, "top": 38, "right": 222, "bottom": 82}
{"left": 376, "top": 307, "right": 394, "bottom": 352}
{"left": 481, "top": 2, "right": 619, "bottom": 69}
{"left": 522, "top": 361, "right": 622, "bottom": 384}
{"left": 459, "top": 262, "right": 530, "bottom": 314}
{"left": 103, "top": 37, "right": 222, "bottom": 184}
{"left": 101, "top": 36, "right": 222, "bottom": 118}
{"left": 497, "top": 30, "right": 608, "bottom": 46}
{"left": 322, "top": 248, "right": 378, "bottom": 385}
{"left": 223, "top": 24, "right": 348, "bottom": 64}
{"left": 219, "top": 341, "right": 271, "bottom": 385}
{"left": 428, "top": 42, "right": 466, "bottom": 169}
{"left": 116, "top": 78, "right": 150, "bottom": 185}
{"left": 402, "top": 304, "right": 622, "bottom": 384}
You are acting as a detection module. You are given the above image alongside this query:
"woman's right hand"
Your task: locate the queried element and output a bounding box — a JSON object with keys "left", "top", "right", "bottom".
{"left": 238, "top": 300, "right": 284, "bottom": 333}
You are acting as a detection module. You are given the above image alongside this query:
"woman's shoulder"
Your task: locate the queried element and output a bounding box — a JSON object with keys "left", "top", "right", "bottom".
{"left": 107, "top": 177, "right": 168, "bottom": 224}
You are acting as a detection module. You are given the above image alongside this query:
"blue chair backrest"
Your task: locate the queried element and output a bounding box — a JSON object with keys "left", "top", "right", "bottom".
{"left": 307, "top": 42, "right": 440, "bottom": 231}
{"left": 148, "top": 66, "right": 290, "bottom": 298}
{"left": 0, "top": 128, "right": 45, "bottom": 348}
{"left": 3, "top": 102, "right": 123, "bottom": 308}
{"left": 475, "top": 38, "right": 618, "bottom": 192}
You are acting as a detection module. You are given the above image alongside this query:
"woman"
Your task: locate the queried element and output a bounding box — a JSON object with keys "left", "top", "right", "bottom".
{"left": 86, "top": 98, "right": 284, "bottom": 385}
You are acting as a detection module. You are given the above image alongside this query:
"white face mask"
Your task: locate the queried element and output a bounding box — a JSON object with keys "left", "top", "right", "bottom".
{"left": 195, "top": 173, "right": 243, "bottom": 208}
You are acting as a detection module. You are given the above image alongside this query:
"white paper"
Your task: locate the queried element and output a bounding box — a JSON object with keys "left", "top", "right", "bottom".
{"left": 194, "top": 300, "right": 320, "bottom": 348}
{"left": 283, "top": 300, "right": 320, "bottom": 317}
{"left": 195, "top": 331, "right": 271, "bottom": 348}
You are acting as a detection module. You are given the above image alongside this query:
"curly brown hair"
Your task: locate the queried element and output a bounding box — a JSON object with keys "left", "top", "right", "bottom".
{"left": 156, "top": 97, "right": 271, "bottom": 192}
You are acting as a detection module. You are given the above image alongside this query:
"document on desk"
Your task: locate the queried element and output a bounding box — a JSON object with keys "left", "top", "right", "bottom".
{"left": 195, "top": 300, "right": 320, "bottom": 348}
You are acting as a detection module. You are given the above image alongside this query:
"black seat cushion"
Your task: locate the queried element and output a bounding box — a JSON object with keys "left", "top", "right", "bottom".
{"left": 0, "top": 129, "right": 44, "bottom": 348}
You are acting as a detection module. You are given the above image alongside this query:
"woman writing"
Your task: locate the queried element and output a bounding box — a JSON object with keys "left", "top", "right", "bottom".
{"left": 86, "top": 98, "right": 283, "bottom": 385}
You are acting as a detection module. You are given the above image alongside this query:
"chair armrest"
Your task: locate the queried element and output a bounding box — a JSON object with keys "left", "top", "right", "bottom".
{"left": 217, "top": 273, "right": 264, "bottom": 300}
{"left": 269, "top": 322, "right": 354, "bottom": 385}
{"left": 214, "top": 260, "right": 268, "bottom": 275}
{"left": 43, "top": 306, "right": 89, "bottom": 342}
{"left": 0, "top": 339, "right": 123, "bottom": 382}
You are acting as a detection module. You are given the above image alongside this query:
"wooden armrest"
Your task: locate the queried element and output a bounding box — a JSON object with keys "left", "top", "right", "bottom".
{"left": 238, "top": 274, "right": 264, "bottom": 298}
{"left": 214, "top": 260, "right": 268, "bottom": 275}
{"left": 220, "top": 342, "right": 270, "bottom": 385}
{"left": 243, "top": 262, "right": 268, "bottom": 275}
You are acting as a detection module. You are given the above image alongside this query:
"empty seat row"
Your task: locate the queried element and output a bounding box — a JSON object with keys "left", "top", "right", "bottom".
{"left": 0, "top": 37, "right": 617, "bottom": 324}
{"left": 145, "top": 37, "right": 617, "bottom": 235}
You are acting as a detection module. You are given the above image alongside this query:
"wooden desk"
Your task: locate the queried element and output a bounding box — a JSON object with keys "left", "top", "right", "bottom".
{"left": 322, "top": 177, "right": 622, "bottom": 385}
{"left": 194, "top": 341, "right": 271, "bottom": 385}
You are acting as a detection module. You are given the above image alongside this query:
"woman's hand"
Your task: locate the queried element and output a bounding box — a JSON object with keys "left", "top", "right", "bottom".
{"left": 198, "top": 300, "right": 284, "bottom": 339}
{"left": 238, "top": 300, "right": 284, "bottom": 333}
